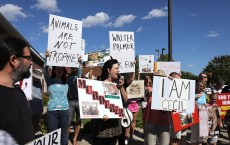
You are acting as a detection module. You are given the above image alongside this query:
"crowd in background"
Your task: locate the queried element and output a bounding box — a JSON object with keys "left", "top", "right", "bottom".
{"left": 0, "top": 36, "right": 230, "bottom": 145}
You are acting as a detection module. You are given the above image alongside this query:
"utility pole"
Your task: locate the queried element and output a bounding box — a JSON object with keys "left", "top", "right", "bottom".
{"left": 168, "top": 0, "right": 173, "bottom": 61}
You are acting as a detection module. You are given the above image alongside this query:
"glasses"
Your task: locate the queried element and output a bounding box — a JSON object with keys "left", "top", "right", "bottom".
{"left": 18, "top": 55, "right": 32, "bottom": 61}
{"left": 201, "top": 76, "right": 207, "bottom": 78}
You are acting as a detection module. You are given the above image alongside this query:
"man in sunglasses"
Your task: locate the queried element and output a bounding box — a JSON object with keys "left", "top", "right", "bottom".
{"left": 0, "top": 36, "right": 34, "bottom": 145}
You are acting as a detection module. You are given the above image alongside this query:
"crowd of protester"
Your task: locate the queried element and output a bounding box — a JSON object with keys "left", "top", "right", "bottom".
{"left": 0, "top": 36, "right": 230, "bottom": 145}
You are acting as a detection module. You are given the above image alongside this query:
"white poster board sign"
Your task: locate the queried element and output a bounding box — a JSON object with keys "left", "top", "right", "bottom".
{"left": 26, "top": 129, "right": 61, "bottom": 145}
{"left": 151, "top": 76, "right": 195, "bottom": 113}
{"left": 47, "top": 14, "right": 83, "bottom": 67}
{"left": 109, "top": 31, "right": 135, "bottom": 73}
{"left": 156, "top": 62, "right": 181, "bottom": 76}
{"left": 77, "top": 78, "right": 124, "bottom": 119}
{"left": 139, "top": 55, "right": 154, "bottom": 73}
{"left": 15, "top": 68, "right": 32, "bottom": 100}
{"left": 126, "top": 80, "right": 145, "bottom": 99}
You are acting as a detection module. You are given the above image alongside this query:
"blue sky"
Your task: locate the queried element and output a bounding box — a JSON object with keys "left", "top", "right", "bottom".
{"left": 0, "top": 0, "right": 230, "bottom": 75}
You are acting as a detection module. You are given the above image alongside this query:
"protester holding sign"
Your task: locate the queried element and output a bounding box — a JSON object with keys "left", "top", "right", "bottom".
{"left": 190, "top": 80, "right": 208, "bottom": 145}
{"left": 92, "top": 58, "right": 128, "bottom": 145}
{"left": 143, "top": 70, "right": 171, "bottom": 145}
{"left": 0, "top": 36, "right": 35, "bottom": 145}
{"left": 44, "top": 51, "right": 69, "bottom": 145}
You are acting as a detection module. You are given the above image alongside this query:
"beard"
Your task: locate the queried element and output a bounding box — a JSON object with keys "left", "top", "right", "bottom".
{"left": 11, "top": 62, "right": 31, "bottom": 82}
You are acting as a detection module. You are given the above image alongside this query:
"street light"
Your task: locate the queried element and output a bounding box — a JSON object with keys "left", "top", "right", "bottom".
{"left": 155, "top": 49, "right": 160, "bottom": 58}
{"left": 162, "top": 48, "right": 166, "bottom": 55}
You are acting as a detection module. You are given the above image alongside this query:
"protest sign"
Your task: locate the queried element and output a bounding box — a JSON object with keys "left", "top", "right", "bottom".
{"left": 109, "top": 31, "right": 135, "bottom": 73}
{"left": 156, "top": 62, "right": 181, "bottom": 76}
{"left": 26, "top": 129, "right": 61, "bottom": 145}
{"left": 126, "top": 80, "right": 144, "bottom": 99}
{"left": 199, "top": 107, "right": 209, "bottom": 137}
{"left": 139, "top": 55, "right": 154, "bottom": 73}
{"left": 216, "top": 93, "right": 230, "bottom": 119}
{"left": 171, "top": 105, "right": 199, "bottom": 132}
{"left": 15, "top": 68, "right": 32, "bottom": 100}
{"left": 47, "top": 14, "right": 83, "bottom": 67}
{"left": 77, "top": 78, "right": 124, "bottom": 119}
{"left": 207, "top": 105, "right": 221, "bottom": 136}
{"left": 151, "top": 76, "right": 195, "bottom": 113}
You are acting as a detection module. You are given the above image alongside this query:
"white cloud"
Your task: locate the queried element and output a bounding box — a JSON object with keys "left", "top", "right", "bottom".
{"left": 29, "top": 32, "right": 41, "bottom": 41}
{"left": 187, "top": 63, "right": 197, "bottom": 68}
{"left": 82, "top": 12, "right": 110, "bottom": 28}
{"left": 40, "top": 25, "right": 48, "bottom": 33}
{"left": 136, "top": 26, "right": 143, "bottom": 32}
{"left": 31, "top": 0, "right": 60, "bottom": 13}
{"left": 100, "top": 44, "right": 107, "bottom": 49}
{"left": 0, "top": 4, "right": 28, "bottom": 21}
{"left": 206, "top": 30, "right": 219, "bottom": 38}
{"left": 142, "top": 7, "right": 168, "bottom": 20}
{"left": 190, "top": 13, "right": 197, "bottom": 17}
{"left": 39, "top": 52, "right": 45, "bottom": 58}
{"left": 113, "top": 14, "right": 136, "bottom": 28}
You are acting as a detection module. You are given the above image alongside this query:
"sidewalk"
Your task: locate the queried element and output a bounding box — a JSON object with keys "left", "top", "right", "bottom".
{"left": 68, "top": 127, "right": 230, "bottom": 145}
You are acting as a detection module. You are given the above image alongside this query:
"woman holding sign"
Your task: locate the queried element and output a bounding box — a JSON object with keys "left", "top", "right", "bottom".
{"left": 44, "top": 51, "right": 69, "bottom": 145}
{"left": 190, "top": 80, "right": 208, "bottom": 145}
{"left": 143, "top": 70, "right": 171, "bottom": 145}
{"left": 92, "top": 58, "right": 128, "bottom": 145}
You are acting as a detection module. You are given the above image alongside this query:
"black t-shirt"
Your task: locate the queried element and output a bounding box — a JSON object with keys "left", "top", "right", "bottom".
{"left": 0, "top": 85, "right": 35, "bottom": 145}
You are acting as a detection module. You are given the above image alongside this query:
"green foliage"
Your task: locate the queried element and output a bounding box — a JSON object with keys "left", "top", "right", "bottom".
{"left": 203, "top": 55, "right": 230, "bottom": 84}
{"left": 43, "top": 94, "right": 49, "bottom": 106}
{"left": 181, "top": 71, "right": 198, "bottom": 80}
{"left": 39, "top": 113, "right": 47, "bottom": 133}
{"left": 136, "top": 109, "right": 143, "bottom": 128}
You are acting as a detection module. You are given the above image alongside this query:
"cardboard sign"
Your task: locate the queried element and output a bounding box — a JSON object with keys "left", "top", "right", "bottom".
{"left": 15, "top": 68, "right": 32, "bottom": 100}
{"left": 171, "top": 105, "right": 199, "bottom": 132}
{"left": 26, "top": 129, "right": 61, "bottom": 145}
{"left": 126, "top": 80, "right": 145, "bottom": 99}
{"left": 77, "top": 78, "right": 124, "bottom": 119}
{"left": 199, "top": 107, "right": 209, "bottom": 137}
{"left": 139, "top": 55, "right": 154, "bottom": 73}
{"left": 216, "top": 93, "right": 230, "bottom": 119}
{"left": 207, "top": 105, "right": 221, "bottom": 135}
{"left": 156, "top": 62, "right": 181, "bottom": 76}
{"left": 151, "top": 76, "right": 196, "bottom": 113}
{"left": 109, "top": 31, "right": 135, "bottom": 73}
{"left": 47, "top": 14, "right": 83, "bottom": 67}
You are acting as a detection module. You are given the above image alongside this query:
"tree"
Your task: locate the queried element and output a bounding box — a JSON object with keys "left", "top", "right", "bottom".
{"left": 203, "top": 55, "right": 230, "bottom": 84}
{"left": 181, "top": 71, "right": 198, "bottom": 80}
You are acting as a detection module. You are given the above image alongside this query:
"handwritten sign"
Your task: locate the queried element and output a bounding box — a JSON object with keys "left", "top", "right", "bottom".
{"left": 109, "top": 31, "right": 135, "bottom": 73}
{"left": 47, "top": 14, "right": 83, "bottom": 67}
{"left": 139, "top": 55, "right": 154, "bottom": 73}
{"left": 216, "top": 93, "right": 230, "bottom": 119}
{"left": 15, "top": 68, "right": 32, "bottom": 100}
{"left": 171, "top": 106, "right": 199, "bottom": 132}
{"left": 26, "top": 129, "right": 61, "bottom": 145}
{"left": 156, "top": 62, "right": 181, "bottom": 76}
{"left": 77, "top": 78, "right": 124, "bottom": 119}
{"left": 126, "top": 80, "right": 144, "bottom": 99}
{"left": 151, "top": 76, "right": 195, "bottom": 113}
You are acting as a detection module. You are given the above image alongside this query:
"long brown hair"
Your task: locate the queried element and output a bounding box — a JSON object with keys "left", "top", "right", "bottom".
{"left": 51, "top": 66, "right": 67, "bottom": 83}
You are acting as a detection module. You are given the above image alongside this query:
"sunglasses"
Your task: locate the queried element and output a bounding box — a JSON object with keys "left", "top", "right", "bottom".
{"left": 18, "top": 55, "right": 32, "bottom": 61}
{"left": 201, "top": 76, "right": 207, "bottom": 78}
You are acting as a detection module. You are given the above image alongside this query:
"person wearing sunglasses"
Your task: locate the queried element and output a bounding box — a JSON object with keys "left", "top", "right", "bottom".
{"left": 0, "top": 36, "right": 34, "bottom": 145}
